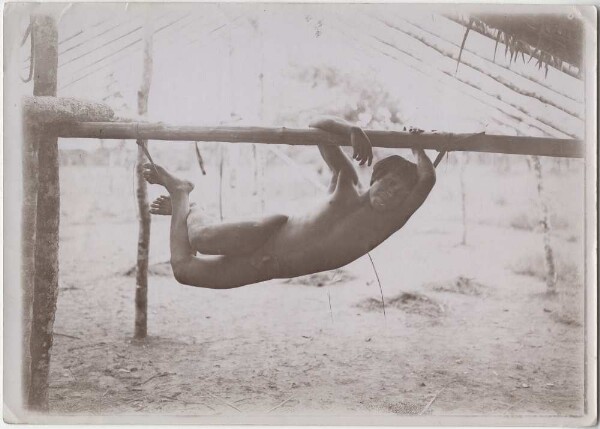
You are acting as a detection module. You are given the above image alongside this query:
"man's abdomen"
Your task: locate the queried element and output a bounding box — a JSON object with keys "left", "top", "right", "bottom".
{"left": 270, "top": 209, "right": 389, "bottom": 279}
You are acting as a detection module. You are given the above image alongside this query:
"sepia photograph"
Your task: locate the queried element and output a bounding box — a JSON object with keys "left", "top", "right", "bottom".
{"left": 3, "top": 1, "right": 597, "bottom": 425}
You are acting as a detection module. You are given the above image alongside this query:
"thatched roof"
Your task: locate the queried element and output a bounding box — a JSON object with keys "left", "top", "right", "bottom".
{"left": 451, "top": 13, "right": 584, "bottom": 78}
{"left": 474, "top": 14, "right": 583, "bottom": 67}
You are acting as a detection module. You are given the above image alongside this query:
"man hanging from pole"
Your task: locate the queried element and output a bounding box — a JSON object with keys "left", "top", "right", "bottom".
{"left": 142, "top": 117, "right": 436, "bottom": 289}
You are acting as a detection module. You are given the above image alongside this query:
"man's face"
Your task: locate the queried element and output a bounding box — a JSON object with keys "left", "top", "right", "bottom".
{"left": 369, "top": 173, "right": 412, "bottom": 212}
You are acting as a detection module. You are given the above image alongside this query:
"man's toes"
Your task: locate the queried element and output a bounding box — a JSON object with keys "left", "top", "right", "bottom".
{"left": 151, "top": 196, "right": 171, "bottom": 210}
{"left": 143, "top": 172, "right": 158, "bottom": 184}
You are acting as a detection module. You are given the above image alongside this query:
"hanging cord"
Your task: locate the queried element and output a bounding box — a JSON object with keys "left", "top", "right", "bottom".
{"left": 194, "top": 142, "right": 207, "bottom": 175}
{"left": 367, "top": 253, "right": 386, "bottom": 322}
{"left": 433, "top": 150, "right": 447, "bottom": 168}
{"left": 134, "top": 141, "right": 159, "bottom": 222}
{"left": 327, "top": 290, "right": 334, "bottom": 323}
{"left": 136, "top": 139, "right": 160, "bottom": 177}
{"left": 21, "top": 18, "right": 34, "bottom": 83}
{"left": 432, "top": 132, "right": 485, "bottom": 168}
{"left": 131, "top": 161, "right": 140, "bottom": 220}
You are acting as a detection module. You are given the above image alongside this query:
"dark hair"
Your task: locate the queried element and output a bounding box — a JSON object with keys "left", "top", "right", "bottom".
{"left": 370, "top": 155, "right": 418, "bottom": 186}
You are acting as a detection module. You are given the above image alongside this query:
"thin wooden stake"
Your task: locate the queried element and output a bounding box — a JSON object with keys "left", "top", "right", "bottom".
{"left": 532, "top": 156, "right": 557, "bottom": 293}
{"left": 219, "top": 145, "right": 225, "bottom": 221}
{"left": 134, "top": 20, "right": 154, "bottom": 340}
{"left": 459, "top": 152, "right": 468, "bottom": 246}
{"left": 252, "top": 144, "right": 258, "bottom": 196}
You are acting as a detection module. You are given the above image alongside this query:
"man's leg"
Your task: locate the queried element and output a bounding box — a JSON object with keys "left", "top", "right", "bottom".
{"left": 150, "top": 195, "right": 288, "bottom": 256}
{"left": 143, "top": 164, "right": 275, "bottom": 288}
{"left": 142, "top": 164, "right": 202, "bottom": 284}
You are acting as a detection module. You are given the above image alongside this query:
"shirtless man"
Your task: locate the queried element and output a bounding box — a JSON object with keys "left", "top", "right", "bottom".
{"left": 143, "top": 118, "right": 436, "bottom": 289}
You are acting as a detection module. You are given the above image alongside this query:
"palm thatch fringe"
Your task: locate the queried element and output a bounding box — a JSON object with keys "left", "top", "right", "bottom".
{"left": 447, "top": 14, "right": 582, "bottom": 79}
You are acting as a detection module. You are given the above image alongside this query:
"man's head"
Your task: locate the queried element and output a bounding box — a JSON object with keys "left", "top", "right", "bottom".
{"left": 369, "top": 155, "right": 418, "bottom": 211}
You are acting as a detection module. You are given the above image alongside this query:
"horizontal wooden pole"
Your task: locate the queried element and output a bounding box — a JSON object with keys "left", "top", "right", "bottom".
{"left": 54, "top": 121, "right": 584, "bottom": 158}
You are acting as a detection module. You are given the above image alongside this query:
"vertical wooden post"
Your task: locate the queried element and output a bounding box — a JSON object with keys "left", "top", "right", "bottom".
{"left": 252, "top": 144, "right": 258, "bottom": 196}
{"left": 134, "top": 22, "right": 154, "bottom": 340}
{"left": 459, "top": 152, "right": 468, "bottom": 245}
{"left": 27, "top": 13, "right": 59, "bottom": 411}
{"left": 531, "top": 156, "right": 557, "bottom": 293}
{"left": 22, "top": 113, "right": 37, "bottom": 410}
{"left": 257, "top": 70, "right": 266, "bottom": 213}
{"left": 218, "top": 145, "right": 225, "bottom": 221}
{"left": 21, "top": 62, "right": 38, "bottom": 412}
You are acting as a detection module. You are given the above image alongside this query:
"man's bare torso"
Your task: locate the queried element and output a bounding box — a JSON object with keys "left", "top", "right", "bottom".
{"left": 257, "top": 175, "right": 400, "bottom": 280}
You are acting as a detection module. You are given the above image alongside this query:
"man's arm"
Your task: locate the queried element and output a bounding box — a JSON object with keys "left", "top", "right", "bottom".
{"left": 310, "top": 117, "right": 373, "bottom": 190}
{"left": 396, "top": 148, "right": 436, "bottom": 224}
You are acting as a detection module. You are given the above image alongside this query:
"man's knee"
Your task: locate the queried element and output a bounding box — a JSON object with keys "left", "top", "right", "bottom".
{"left": 170, "top": 257, "right": 194, "bottom": 286}
{"left": 170, "top": 256, "right": 230, "bottom": 289}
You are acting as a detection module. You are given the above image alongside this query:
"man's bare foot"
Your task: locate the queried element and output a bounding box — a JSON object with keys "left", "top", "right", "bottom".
{"left": 150, "top": 195, "right": 172, "bottom": 215}
{"left": 142, "top": 163, "right": 194, "bottom": 194}
{"left": 149, "top": 196, "right": 197, "bottom": 216}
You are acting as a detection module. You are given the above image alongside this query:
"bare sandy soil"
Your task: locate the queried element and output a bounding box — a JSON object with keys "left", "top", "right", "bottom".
{"left": 48, "top": 158, "right": 586, "bottom": 420}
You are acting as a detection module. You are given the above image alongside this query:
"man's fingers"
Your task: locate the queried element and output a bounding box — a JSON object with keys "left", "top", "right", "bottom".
{"left": 361, "top": 130, "right": 373, "bottom": 166}
{"left": 350, "top": 128, "right": 375, "bottom": 165}
{"left": 363, "top": 140, "right": 371, "bottom": 163}
{"left": 358, "top": 144, "right": 366, "bottom": 164}
{"left": 365, "top": 140, "right": 373, "bottom": 166}
{"left": 350, "top": 133, "right": 358, "bottom": 159}
{"left": 352, "top": 129, "right": 365, "bottom": 163}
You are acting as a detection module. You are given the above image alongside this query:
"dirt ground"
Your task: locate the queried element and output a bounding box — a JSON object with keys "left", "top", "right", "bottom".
{"left": 48, "top": 156, "right": 586, "bottom": 419}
